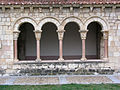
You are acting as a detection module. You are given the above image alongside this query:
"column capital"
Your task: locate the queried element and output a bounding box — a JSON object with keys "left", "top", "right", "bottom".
{"left": 34, "top": 30, "right": 42, "bottom": 40}
{"left": 57, "top": 30, "right": 65, "bottom": 40}
{"left": 57, "top": 29, "right": 65, "bottom": 32}
{"left": 34, "top": 30, "right": 42, "bottom": 32}
{"left": 79, "top": 30, "right": 88, "bottom": 40}
{"left": 13, "top": 30, "right": 20, "bottom": 40}
{"left": 101, "top": 30, "right": 109, "bottom": 39}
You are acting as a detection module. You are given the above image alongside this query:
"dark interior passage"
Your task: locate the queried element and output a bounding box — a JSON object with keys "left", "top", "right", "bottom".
{"left": 86, "top": 22, "right": 102, "bottom": 59}
{"left": 18, "top": 23, "right": 36, "bottom": 60}
{"left": 63, "top": 22, "right": 82, "bottom": 60}
{"left": 41, "top": 22, "right": 59, "bottom": 60}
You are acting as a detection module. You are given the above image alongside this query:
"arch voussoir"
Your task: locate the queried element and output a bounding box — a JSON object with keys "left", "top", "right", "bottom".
{"left": 84, "top": 16, "right": 109, "bottom": 31}
{"left": 13, "top": 17, "right": 37, "bottom": 31}
{"left": 38, "top": 17, "right": 60, "bottom": 30}
{"left": 61, "top": 17, "right": 83, "bottom": 30}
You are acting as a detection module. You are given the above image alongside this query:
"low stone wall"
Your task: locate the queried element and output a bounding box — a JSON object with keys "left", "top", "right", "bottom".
{"left": 0, "top": 62, "right": 113, "bottom": 76}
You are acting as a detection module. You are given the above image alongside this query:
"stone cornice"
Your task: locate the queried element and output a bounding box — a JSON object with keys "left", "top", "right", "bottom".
{"left": 0, "top": 4, "right": 119, "bottom": 12}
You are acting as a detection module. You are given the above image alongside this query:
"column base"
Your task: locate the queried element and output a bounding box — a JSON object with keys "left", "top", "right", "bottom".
{"left": 81, "top": 57, "right": 87, "bottom": 61}
{"left": 103, "top": 58, "right": 108, "bottom": 61}
{"left": 58, "top": 58, "right": 64, "bottom": 61}
{"left": 14, "top": 59, "right": 19, "bottom": 63}
{"left": 36, "top": 58, "right": 41, "bottom": 62}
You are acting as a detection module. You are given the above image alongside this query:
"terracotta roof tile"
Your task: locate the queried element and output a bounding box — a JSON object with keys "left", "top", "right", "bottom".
{"left": 0, "top": 0, "right": 119, "bottom": 5}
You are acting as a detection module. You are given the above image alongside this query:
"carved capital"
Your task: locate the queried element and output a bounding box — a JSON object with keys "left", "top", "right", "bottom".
{"left": 102, "top": 30, "right": 109, "bottom": 39}
{"left": 79, "top": 30, "right": 88, "bottom": 40}
{"left": 13, "top": 31, "right": 20, "bottom": 40}
{"left": 57, "top": 30, "right": 65, "bottom": 40}
{"left": 34, "top": 30, "right": 42, "bottom": 40}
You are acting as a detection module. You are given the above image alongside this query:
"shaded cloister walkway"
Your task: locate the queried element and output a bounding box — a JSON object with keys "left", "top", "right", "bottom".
{"left": 63, "top": 22, "right": 82, "bottom": 60}
{"left": 13, "top": 17, "right": 109, "bottom": 61}
{"left": 86, "top": 22, "right": 103, "bottom": 59}
{"left": 18, "top": 23, "right": 36, "bottom": 60}
{"left": 41, "top": 22, "right": 59, "bottom": 60}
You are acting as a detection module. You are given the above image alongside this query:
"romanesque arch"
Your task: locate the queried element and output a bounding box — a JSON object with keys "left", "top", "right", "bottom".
{"left": 84, "top": 16, "right": 109, "bottom": 60}
{"left": 38, "top": 17, "right": 60, "bottom": 30}
{"left": 13, "top": 17, "right": 37, "bottom": 61}
{"left": 61, "top": 17, "right": 83, "bottom": 30}
{"left": 13, "top": 17, "right": 37, "bottom": 31}
{"left": 17, "top": 22, "right": 36, "bottom": 60}
{"left": 39, "top": 17, "right": 60, "bottom": 60}
{"left": 86, "top": 22, "right": 103, "bottom": 59}
{"left": 61, "top": 17, "right": 83, "bottom": 60}
{"left": 84, "top": 16, "right": 109, "bottom": 31}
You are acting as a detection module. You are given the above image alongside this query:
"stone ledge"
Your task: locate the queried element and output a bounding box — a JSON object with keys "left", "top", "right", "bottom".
{"left": 9, "top": 61, "right": 114, "bottom": 76}
{"left": 14, "top": 59, "right": 108, "bottom": 65}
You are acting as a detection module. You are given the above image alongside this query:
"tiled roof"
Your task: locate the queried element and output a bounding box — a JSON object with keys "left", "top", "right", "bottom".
{"left": 0, "top": 0, "right": 119, "bottom": 5}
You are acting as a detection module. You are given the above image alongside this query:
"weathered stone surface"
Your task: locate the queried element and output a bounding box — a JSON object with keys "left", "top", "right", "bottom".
{"left": 66, "top": 76, "right": 113, "bottom": 84}
{"left": 0, "top": 4, "right": 120, "bottom": 75}
{"left": 14, "top": 77, "right": 59, "bottom": 85}
{"left": 0, "top": 77, "right": 9, "bottom": 84}
{"left": 7, "top": 62, "right": 114, "bottom": 76}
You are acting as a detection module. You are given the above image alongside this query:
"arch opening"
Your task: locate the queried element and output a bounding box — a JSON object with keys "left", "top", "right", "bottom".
{"left": 86, "top": 22, "right": 103, "bottom": 59}
{"left": 63, "top": 22, "right": 82, "bottom": 60}
{"left": 18, "top": 23, "right": 36, "bottom": 60}
{"left": 41, "top": 22, "right": 59, "bottom": 60}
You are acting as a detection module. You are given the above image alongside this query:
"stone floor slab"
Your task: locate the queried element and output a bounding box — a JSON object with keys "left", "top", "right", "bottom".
{"left": 0, "top": 75, "right": 120, "bottom": 85}
{"left": 0, "top": 77, "right": 10, "bottom": 85}
{"left": 66, "top": 76, "right": 113, "bottom": 84}
{"left": 13, "top": 77, "right": 59, "bottom": 85}
{"left": 59, "top": 76, "right": 68, "bottom": 84}
{"left": 107, "top": 76, "right": 120, "bottom": 83}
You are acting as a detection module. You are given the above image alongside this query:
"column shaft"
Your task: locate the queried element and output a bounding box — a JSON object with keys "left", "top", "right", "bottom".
{"left": 102, "top": 30, "right": 108, "bottom": 60}
{"left": 37, "top": 40, "right": 40, "bottom": 60}
{"left": 13, "top": 31, "right": 20, "bottom": 62}
{"left": 57, "top": 29, "right": 65, "bottom": 61}
{"left": 14, "top": 40, "right": 18, "bottom": 60}
{"left": 79, "top": 30, "right": 88, "bottom": 61}
{"left": 104, "top": 39, "right": 108, "bottom": 59}
{"left": 82, "top": 39, "right": 85, "bottom": 58}
{"left": 34, "top": 30, "right": 42, "bottom": 61}
{"left": 81, "top": 39, "right": 86, "bottom": 60}
{"left": 59, "top": 39, "right": 63, "bottom": 60}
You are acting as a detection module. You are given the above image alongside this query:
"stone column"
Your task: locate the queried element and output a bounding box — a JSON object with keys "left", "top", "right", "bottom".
{"left": 34, "top": 30, "right": 42, "bottom": 62}
{"left": 79, "top": 30, "right": 88, "bottom": 61}
{"left": 57, "top": 30, "right": 65, "bottom": 61}
{"left": 102, "top": 31, "right": 108, "bottom": 60}
{"left": 13, "top": 31, "right": 20, "bottom": 62}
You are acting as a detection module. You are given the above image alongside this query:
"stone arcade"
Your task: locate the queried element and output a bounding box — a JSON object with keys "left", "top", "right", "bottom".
{"left": 0, "top": 0, "right": 119, "bottom": 75}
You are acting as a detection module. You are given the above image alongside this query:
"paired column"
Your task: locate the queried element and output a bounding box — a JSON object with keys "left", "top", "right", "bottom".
{"left": 79, "top": 30, "right": 88, "bottom": 61}
{"left": 13, "top": 31, "right": 20, "bottom": 62}
{"left": 102, "top": 30, "right": 108, "bottom": 60}
{"left": 34, "top": 30, "right": 42, "bottom": 62}
{"left": 57, "top": 29, "right": 65, "bottom": 61}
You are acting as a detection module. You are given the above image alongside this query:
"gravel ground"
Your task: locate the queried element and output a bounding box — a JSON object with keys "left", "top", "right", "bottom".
{"left": 13, "top": 77, "right": 59, "bottom": 85}
{"left": 115, "top": 76, "right": 120, "bottom": 80}
{"left": 0, "top": 77, "right": 9, "bottom": 84}
{"left": 66, "top": 76, "right": 113, "bottom": 84}
{"left": 0, "top": 75, "right": 119, "bottom": 85}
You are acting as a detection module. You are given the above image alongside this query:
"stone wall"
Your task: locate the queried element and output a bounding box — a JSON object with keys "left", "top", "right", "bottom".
{"left": 9, "top": 62, "right": 115, "bottom": 76}
{"left": 0, "top": 5, "right": 119, "bottom": 75}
